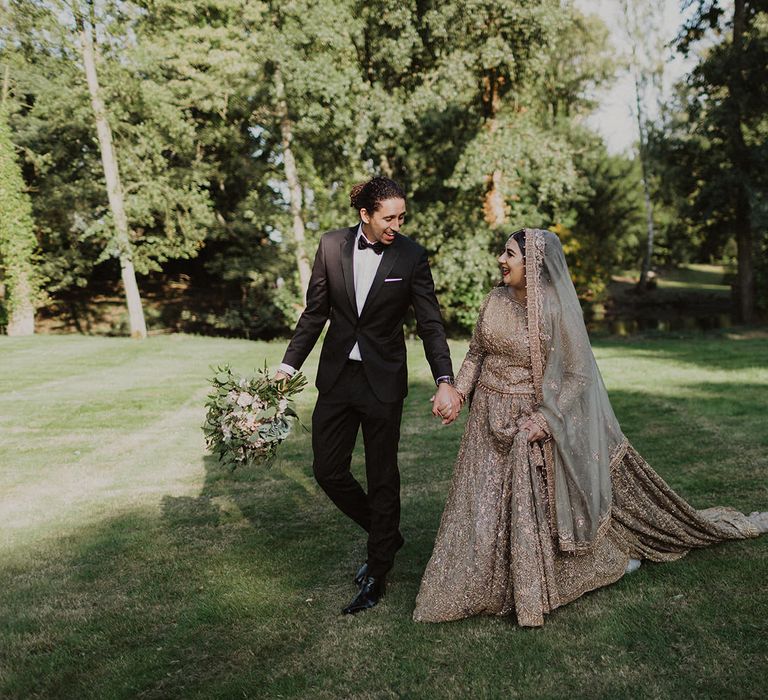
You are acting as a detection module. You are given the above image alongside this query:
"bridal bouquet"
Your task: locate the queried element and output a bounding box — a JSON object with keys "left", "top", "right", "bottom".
{"left": 203, "top": 364, "right": 307, "bottom": 469}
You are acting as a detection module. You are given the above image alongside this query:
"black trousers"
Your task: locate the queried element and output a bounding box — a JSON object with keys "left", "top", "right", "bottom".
{"left": 311, "top": 360, "right": 404, "bottom": 578}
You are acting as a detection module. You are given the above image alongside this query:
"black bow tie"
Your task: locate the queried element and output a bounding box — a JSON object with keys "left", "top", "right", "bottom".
{"left": 358, "top": 236, "right": 385, "bottom": 255}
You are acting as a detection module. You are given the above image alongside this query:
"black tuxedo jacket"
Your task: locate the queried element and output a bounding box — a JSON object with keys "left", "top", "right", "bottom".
{"left": 282, "top": 226, "right": 453, "bottom": 403}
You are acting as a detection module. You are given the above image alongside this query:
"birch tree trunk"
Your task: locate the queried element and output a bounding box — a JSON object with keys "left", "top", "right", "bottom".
{"left": 273, "top": 65, "right": 311, "bottom": 305}
{"left": 618, "top": 0, "right": 663, "bottom": 291}
{"left": 635, "top": 76, "right": 656, "bottom": 290}
{"left": 77, "top": 8, "right": 147, "bottom": 338}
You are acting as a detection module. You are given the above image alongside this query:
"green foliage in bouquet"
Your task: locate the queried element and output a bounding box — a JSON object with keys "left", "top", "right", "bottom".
{"left": 202, "top": 364, "right": 307, "bottom": 469}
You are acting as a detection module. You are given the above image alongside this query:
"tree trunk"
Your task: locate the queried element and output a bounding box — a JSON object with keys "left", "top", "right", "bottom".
{"left": 729, "top": 0, "right": 754, "bottom": 323}
{"left": 634, "top": 76, "right": 656, "bottom": 290}
{"left": 481, "top": 74, "right": 506, "bottom": 229}
{"left": 6, "top": 272, "right": 35, "bottom": 335}
{"left": 618, "top": 0, "right": 664, "bottom": 291}
{"left": 483, "top": 168, "right": 506, "bottom": 228}
{"left": 1, "top": 67, "right": 38, "bottom": 336}
{"left": 638, "top": 171, "right": 655, "bottom": 287}
{"left": 273, "top": 65, "right": 311, "bottom": 305}
{"left": 77, "top": 8, "right": 147, "bottom": 338}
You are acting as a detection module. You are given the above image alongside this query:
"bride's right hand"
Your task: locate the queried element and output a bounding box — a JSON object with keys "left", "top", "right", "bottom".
{"left": 519, "top": 418, "right": 546, "bottom": 443}
{"left": 431, "top": 384, "right": 462, "bottom": 425}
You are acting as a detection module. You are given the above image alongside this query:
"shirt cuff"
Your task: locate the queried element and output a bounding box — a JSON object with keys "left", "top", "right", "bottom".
{"left": 435, "top": 375, "right": 454, "bottom": 387}
{"left": 278, "top": 363, "right": 297, "bottom": 377}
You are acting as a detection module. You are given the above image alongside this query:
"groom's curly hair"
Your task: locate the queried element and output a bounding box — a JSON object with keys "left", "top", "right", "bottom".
{"left": 350, "top": 177, "right": 406, "bottom": 213}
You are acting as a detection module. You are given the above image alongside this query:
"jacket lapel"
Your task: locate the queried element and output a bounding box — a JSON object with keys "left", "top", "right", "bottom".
{"left": 340, "top": 226, "right": 357, "bottom": 316}
{"left": 360, "top": 237, "right": 401, "bottom": 319}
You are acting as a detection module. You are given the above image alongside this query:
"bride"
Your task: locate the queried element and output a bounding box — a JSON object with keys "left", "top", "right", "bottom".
{"left": 413, "top": 228, "right": 767, "bottom": 627}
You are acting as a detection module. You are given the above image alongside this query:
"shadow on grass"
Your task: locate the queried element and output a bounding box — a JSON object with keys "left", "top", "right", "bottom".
{"left": 161, "top": 376, "right": 467, "bottom": 591}
{"left": 2, "top": 377, "right": 767, "bottom": 699}
{"left": 159, "top": 372, "right": 768, "bottom": 615}
{"left": 593, "top": 332, "right": 768, "bottom": 372}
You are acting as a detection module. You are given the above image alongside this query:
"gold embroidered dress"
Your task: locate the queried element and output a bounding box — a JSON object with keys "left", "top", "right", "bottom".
{"left": 413, "top": 230, "right": 762, "bottom": 627}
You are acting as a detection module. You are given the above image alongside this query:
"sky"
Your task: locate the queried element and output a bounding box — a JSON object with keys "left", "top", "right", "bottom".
{"left": 574, "top": 0, "right": 698, "bottom": 154}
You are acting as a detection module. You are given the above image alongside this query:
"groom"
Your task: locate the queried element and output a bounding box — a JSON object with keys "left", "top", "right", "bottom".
{"left": 276, "top": 176, "right": 461, "bottom": 614}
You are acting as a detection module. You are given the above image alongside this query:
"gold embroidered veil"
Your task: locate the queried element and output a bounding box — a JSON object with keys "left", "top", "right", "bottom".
{"left": 524, "top": 229, "right": 629, "bottom": 553}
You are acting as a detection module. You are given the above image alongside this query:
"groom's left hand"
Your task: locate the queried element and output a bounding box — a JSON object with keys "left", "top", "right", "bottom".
{"left": 431, "top": 383, "right": 462, "bottom": 425}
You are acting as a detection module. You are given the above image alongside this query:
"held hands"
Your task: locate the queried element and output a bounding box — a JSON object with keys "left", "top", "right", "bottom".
{"left": 431, "top": 383, "right": 462, "bottom": 425}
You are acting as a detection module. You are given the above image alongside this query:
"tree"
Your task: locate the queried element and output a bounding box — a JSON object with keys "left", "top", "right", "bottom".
{"left": 618, "top": 0, "right": 667, "bottom": 290}
{"left": 0, "top": 67, "right": 43, "bottom": 335}
{"left": 673, "top": 0, "right": 768, "bottom": 321}
{"left": 1, "top": 0, "right": 641, "bottom": 336}
{"left": 2, "top": 0, "right": 215, "bottom": 333}
{"left": 75, "top": 1, "right": 146, "bottom": 338}
{"left": 422, "top": 1, "right": 573, "bottom": 228}
{"left": 127, "top": 0, "right": 364, "bottom": 329}
{"left": 272, "top": 63, "right": 311, "bottom": 300}
{"left": 564, "top": 132, "right": 646, "bottom": 299}
{"left": 247, "top": 0, "right": 362, "bottom": 307}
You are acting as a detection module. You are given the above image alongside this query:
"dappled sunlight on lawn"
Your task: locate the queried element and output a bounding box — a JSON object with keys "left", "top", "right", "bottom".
{"left": 0, "top": 335, "right": 766, "bottom": 698}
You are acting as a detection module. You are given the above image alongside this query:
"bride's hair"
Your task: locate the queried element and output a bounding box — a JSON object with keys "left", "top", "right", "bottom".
{"left": 350, "top": 177, "right": 406, "bottom": 213}
{"left": 510, "top": 228, "right": 527, "bottom": 258}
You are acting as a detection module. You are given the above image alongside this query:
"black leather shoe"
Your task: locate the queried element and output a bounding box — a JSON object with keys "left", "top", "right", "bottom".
{"left": 354, "top": 562, "right": 368, "bottom": 586}
{"left": 342, "top": 575, "right": 386, "bottom": 615}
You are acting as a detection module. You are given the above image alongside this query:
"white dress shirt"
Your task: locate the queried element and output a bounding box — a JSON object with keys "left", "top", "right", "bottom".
{"left": 348, "top": 224, "right": 384, "bottom": 361}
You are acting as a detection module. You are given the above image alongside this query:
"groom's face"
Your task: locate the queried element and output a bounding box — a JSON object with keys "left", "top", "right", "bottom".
{"left": 360, "top": 197, "right": 406, "bottom": 246}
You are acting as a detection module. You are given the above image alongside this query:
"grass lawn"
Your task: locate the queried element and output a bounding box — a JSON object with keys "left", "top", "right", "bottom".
{"left": 615, "top": 263, "right": 732, "bottom": 293}
{"left": 1, "top": 333, "right": 766, "bottom": 699}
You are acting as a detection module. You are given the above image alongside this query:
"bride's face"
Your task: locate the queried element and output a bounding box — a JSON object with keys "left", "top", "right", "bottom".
{"left": 498, "top": 237, "right": 525, "bottom": 289}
